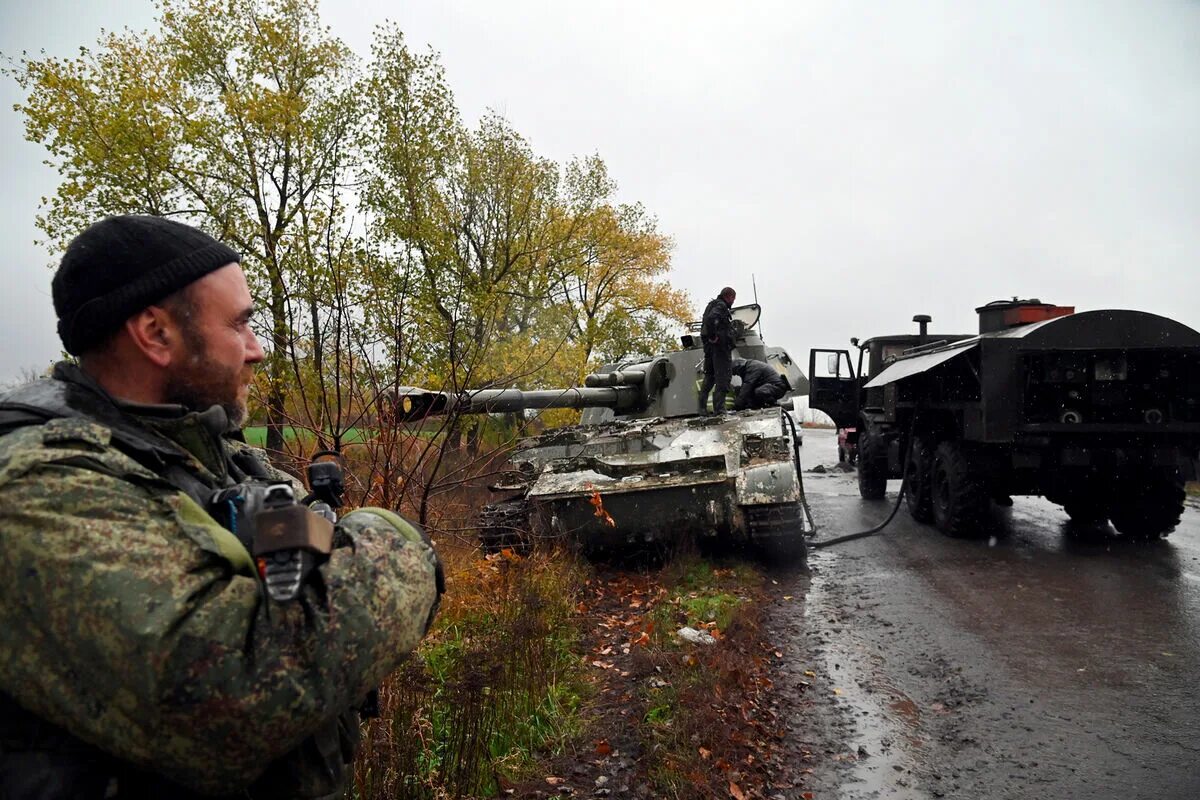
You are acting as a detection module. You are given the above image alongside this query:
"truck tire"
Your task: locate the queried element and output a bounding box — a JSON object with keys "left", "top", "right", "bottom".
{"left": 857, "top": 423, "right": 888, "bottom": 500}
{"left": 930, "top": 441, "right": 988, "bottom": 538}
{"left": 1063, "top": 499, "right": 1108, "bottom": 525}
{"left": 905, "top": 436, "right": 935, "bottom": 523}
{"left": 1061, "top": 496, "right": 1112, "bottom": 542}
{"left": 1108, "top": 471, "right": 1184, "bottom": 540}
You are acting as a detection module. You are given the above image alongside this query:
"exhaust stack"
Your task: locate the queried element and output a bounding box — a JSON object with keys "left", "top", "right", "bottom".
{"left": 913, "top": 314, "right": 931, "bottom": 338}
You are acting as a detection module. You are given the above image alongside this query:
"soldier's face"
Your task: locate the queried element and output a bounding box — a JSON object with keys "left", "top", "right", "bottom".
{"left": 163, "top": 264, "right": 264, "bottom": 425}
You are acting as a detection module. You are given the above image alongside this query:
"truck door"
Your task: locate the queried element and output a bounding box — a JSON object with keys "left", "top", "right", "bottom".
{"left": 808, "top": 349, "right": 859, "bottom": 428}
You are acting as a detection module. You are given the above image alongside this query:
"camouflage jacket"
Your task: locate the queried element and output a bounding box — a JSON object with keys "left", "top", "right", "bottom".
{"left": 0, "top": 364, "right": 438, "bottom": 796}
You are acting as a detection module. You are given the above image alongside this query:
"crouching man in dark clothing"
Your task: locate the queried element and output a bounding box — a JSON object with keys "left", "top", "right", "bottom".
{"left": 732, "top": 358, "right": 790, "bottom": 411}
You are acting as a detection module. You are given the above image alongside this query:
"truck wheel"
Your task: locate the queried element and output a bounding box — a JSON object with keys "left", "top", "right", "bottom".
{"left": 1062, "top": 497, "right": 1111, "bottom": 542}
{"left": 1063, "top": 500, "right": 1108, "bottom": 525}
{"left": 930, "top": 441, "right": 988, "bottom": 538}
{"left": 1108, "top": 471, "right": 1184, "bottom": 540}
{"left": 904, "top": 436, "right": 935, "bottom": 523}
{"left": 857, "top": 424, "right": 888, "bottom": 500}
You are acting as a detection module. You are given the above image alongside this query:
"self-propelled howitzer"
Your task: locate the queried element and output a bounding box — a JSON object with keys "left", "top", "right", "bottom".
{"left": 392, "top": 305, "right": 811, "bottom": 562}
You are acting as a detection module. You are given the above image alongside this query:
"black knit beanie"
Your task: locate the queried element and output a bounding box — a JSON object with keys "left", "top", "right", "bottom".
{"left": 52, "top": 215, "right": 241, "bottom": 355}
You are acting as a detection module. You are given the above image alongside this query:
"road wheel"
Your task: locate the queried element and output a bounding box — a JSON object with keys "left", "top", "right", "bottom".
{"left": 904, "top": 436, "right": 935, "bottom": 523}
{"left": 1108, "top": 470, "right": 1184, "bottom": 540}
{"left": 930, "top": 441, "right": 988, "bottom": 538}
{"left": 857, "top": 423, "right": 888, "bottom": 500}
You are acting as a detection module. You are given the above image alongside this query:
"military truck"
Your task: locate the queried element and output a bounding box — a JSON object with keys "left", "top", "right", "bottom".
{"left": 809, "top": 299, "right": 1200, "bottom": 539}
{"left": 390, "top": 304, "right": 812, "bottom": 561}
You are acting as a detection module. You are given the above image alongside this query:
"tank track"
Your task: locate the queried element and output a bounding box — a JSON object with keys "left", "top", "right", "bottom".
{"left": 477, "top": 498, "right": 531, "bottom": 554}
{"left": 745, "top": 502, "right": 808, "bottom": 564}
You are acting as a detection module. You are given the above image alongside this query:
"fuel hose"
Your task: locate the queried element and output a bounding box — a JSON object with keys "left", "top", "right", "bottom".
{"left": 784, "top": 411, "right": 916, "bottom": 550}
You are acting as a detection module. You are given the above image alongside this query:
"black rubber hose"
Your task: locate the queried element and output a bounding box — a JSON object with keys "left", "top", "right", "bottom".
{"left": 805, "top": 416, "right": 917, "bottom": 550}
{"left": 783, "top": 410, "right": 817, "bottom": 533}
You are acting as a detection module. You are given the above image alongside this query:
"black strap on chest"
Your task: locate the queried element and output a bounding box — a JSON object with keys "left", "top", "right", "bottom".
{"left": 0, "top": 375, "right": 230, "bottom": 508}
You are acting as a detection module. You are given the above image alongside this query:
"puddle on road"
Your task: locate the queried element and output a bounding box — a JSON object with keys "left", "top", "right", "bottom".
{"left": 804, "top": 550, "right": 928, "bottom": 799}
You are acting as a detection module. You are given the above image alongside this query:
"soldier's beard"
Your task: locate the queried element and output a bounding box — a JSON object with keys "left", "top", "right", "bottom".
{"left": 163, "top": 342, "right": 253, "bottom": 428}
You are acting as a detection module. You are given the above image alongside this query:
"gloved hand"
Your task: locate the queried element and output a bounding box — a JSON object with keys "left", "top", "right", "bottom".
{"left": 339, "top": 507, "right": 445, "bottom": 631}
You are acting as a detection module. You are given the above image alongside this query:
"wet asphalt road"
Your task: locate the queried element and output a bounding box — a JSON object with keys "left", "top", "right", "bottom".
{"left": 770, "top": 428, "right": 1200, "bottom": 800}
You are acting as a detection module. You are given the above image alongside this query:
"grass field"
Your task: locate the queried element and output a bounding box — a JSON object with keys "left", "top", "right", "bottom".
{"left": 241, "top": 426, "right": 372, "bottom": 448}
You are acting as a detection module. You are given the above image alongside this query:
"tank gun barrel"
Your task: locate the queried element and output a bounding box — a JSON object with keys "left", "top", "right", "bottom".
{"left": 390, "top": 386, "right": 642, "bottom": 422}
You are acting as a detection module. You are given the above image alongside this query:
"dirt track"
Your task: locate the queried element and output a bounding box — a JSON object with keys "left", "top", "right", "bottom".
{"left": 765, "top": 428, "right": 1200, "bottom": 800}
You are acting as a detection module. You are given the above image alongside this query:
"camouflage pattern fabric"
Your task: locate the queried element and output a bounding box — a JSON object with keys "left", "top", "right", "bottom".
{"left": 0, "top": 405, "right": 438, "bottom": 794}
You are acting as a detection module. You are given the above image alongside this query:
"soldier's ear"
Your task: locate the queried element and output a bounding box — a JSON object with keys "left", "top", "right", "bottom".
{"left": 124, "top": 306, "right": 178, "bottom": 368}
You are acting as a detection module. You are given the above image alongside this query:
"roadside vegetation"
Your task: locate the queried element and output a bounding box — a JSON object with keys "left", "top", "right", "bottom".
{"left": 638, "top": 560, "right": 779, "bottom": 799}
{"left": 353, "top": 544, "right": 591, "bottom": 798}
{"left": 345, "top": 490, "right": 797, "bottom": 800}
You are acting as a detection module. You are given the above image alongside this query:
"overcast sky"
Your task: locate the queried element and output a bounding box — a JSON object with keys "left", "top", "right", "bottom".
{"left": 2, "top": 0, "right": 1198, "bottom": 384}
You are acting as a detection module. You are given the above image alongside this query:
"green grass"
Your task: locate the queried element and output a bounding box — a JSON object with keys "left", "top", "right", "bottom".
{"left": 643, "top": 561, "right": 750, "bottom": 722}
{"left": 242, "top": 420, "right": 519, "bottom": 449}
{"left": 649, "top": 560, "right": 756, "bottom": 636}
{"left": 241, "top": 425, "right": 372, "bottom": 448}
{"left": 677, "top": 592, "right": 743, "bottom": 632}
{"left": 637, "top": 557, "right": 768, "bottom": 797}
{"left": 356, "top": 558, "right": 589, "bottom": 798}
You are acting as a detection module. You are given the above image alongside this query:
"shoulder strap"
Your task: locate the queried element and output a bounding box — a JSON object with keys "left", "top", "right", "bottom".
{"left": 0, "top": 378, "right": 219, "bottom": 507}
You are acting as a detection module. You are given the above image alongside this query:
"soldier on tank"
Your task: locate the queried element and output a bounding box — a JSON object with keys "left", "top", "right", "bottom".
{"left": 731, "top": 357, "right": 790, "bottom": 411}
{"left": 0, "top": 216, "right": 444, "bottom": 799}
{"left": 697, "top": 286, "right": 737, "bottom": 413}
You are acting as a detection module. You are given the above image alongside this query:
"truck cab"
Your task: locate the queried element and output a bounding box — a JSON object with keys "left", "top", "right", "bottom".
{"left": 808, "top": 317, "right": 972, "bottom": 459}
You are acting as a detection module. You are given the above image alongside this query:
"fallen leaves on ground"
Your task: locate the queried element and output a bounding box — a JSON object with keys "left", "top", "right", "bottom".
{"left": 510, "top": 565, "right": 814, "bottom": 799}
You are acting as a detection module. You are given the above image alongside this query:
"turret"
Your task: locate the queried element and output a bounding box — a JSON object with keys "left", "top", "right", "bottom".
{"left": 388, "top": 303, "right": 808, "bottom": 424}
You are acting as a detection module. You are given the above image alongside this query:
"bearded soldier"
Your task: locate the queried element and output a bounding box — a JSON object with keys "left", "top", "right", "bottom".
{"left": 0, "top": 216, "right": 443, "bottom": 799}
